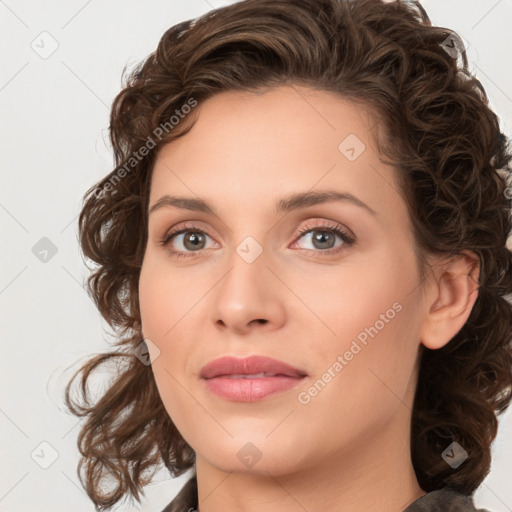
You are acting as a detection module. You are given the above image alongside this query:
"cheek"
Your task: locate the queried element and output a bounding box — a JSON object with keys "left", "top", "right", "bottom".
{"left": 292, "top": 298, "right": 421, "bottom": 452}
{"left": 293, "top": 251, "right": 417, "bottom": 352}
{"left": 138, "top": 257, "right": 207, "bottom": 425}
{"left": 295, "top": 245, "right": 422, "bottom": 401}
{"left": 138, "top": 254, "right": 202, "bottom": 341}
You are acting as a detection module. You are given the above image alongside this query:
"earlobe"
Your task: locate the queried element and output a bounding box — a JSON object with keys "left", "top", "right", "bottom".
{"left": 420, "top": 251, "right": 480, "bottom": 350}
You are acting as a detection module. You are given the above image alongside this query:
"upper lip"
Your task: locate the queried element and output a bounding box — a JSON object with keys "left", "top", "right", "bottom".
{"left": 200, "top": 355, "right": 308, "bottom": 379}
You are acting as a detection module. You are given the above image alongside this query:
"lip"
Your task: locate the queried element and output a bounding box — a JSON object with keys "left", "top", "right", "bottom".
{"left": 200, "top": 355, "right": 308, "bottom": 402}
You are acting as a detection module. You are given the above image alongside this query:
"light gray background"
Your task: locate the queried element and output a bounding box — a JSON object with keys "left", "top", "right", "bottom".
{"left": 1, "top": 1, "right": 511, "bottom": 511}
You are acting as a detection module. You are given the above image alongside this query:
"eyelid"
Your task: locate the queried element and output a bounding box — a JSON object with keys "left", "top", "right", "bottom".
{"left": 160, "top": 221, "right": 216, "bottom": 246}
{"left": 292, "top": 219, "right": 355, "bottom": 242}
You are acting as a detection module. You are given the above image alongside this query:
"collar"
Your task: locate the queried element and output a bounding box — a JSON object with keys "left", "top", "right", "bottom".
{"left": 161, "top": 475, "right": 485, "bottom": 512}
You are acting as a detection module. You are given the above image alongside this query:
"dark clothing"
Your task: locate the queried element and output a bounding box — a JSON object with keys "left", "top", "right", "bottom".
{"left": 161, "top": 475, "right": 197, "bottom": 512}
{"left": 404, "top": 487, "right": 490, "bottom": 511}
{"left": 161, "top": 475, "right": 490, "bottom": 512}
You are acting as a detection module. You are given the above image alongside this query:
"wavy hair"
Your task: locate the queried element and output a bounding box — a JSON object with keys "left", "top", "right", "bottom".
{"left": 64, "top": 0, "right": 512, "bottom": 509}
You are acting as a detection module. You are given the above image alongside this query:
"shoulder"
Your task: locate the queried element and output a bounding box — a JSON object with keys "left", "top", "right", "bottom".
{"left": 404, "top": 487, "right": 491, "bottom": 512}
{"left": 160, "top": 475, "right": 198, "bottom": 512}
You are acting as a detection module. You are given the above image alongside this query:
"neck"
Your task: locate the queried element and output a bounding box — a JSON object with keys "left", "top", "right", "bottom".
{"left": 194, "top": 410, "right": 425, "bottom": 512}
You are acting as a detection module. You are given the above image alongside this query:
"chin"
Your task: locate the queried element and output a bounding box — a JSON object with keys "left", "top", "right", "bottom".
{"left": 195, "top": 431, "right": 309, "bottom": 476}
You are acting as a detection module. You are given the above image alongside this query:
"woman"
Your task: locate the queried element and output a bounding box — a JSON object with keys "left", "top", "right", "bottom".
{"left": 65, "top": 0, "right": 512, "bottom": 511}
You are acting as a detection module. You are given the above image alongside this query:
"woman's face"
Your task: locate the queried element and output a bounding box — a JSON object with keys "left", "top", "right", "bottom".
{"left": 139, "top": 85, "right": 428, "bottom": 475}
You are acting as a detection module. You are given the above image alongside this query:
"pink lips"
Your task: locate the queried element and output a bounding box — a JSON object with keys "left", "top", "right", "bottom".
{"left": 200, "top": 355, "right": 308, "bottom": 402}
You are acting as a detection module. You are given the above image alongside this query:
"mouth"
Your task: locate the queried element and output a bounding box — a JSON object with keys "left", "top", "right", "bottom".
{"left": 200, "top": 355, "right": 308, "bottom": 402}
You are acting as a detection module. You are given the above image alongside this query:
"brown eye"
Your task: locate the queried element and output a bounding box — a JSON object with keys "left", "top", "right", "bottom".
{"left": 164, "top": 229, "right": 211, "bottom": 252}
{"left": 181, "top": 231, "right": 207, "bottom": 251}
{"left": 160, "top": 224, "right": 217, "bottom": 258}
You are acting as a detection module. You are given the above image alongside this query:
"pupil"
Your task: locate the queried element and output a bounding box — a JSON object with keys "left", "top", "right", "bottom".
{"left": 314, "top": 231, "right": 334, "bottom": 249}
{"left": 185, "top": 232, "right": 204, "bottom": 250}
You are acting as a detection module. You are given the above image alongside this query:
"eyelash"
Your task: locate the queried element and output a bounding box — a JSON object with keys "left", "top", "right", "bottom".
{"left": 159, "top": 221, "right": 355, "bottom": 259}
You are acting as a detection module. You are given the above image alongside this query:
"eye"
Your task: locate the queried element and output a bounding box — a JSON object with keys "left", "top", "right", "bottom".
{"left": 291, "top": 221, "right": 355, "bottom": 255}
{"left": 159, "top": 223, "right": 217, "bottom": 258}
{"left": 159, "top": 220, "right": 355, "bottom": 259}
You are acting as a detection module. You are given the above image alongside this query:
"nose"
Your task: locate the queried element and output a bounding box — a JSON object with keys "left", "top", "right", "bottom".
{"left": 210, "top": 248, "right": 286, "bottom": 336}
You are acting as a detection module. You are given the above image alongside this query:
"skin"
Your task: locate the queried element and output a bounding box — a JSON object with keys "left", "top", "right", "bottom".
{"left": 138, "top": 85, "right": 479, "bottom": 512}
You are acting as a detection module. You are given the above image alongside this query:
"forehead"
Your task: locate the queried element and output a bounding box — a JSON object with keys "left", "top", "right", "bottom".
{"left": 149, "top": 85, "right": 402, "bottom": 223}
{"left": 154, "top": 85, "right": 380, "bottom": 168}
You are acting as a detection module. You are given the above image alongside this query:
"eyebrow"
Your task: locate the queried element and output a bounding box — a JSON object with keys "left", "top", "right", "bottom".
{"left": 148, "top": 190, "right": 378, "bottom": 217}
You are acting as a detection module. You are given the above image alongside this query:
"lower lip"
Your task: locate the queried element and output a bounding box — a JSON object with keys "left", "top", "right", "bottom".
{"left": 203, "top": 375, "right": 306, "bottom": 402}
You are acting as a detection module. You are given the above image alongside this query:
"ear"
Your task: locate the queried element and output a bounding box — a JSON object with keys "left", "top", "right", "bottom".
{"left": 420, "top": 251, "right": 480, "bottom": 350}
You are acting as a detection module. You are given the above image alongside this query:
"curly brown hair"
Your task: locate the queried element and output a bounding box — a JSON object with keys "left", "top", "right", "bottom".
{"left": 64, "top": 0, "right": 512, "bottom": 509}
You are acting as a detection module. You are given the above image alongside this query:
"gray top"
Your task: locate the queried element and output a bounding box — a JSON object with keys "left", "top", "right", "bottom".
{"left": 161, "top": 475, "right": 490, "bottom": 512}
{"left": 404, "top": 487, "right": 490, "bottom": 511}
